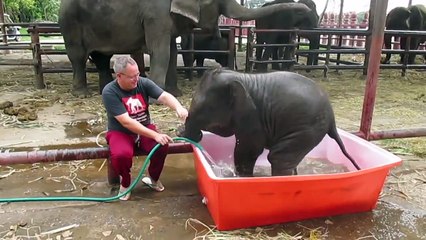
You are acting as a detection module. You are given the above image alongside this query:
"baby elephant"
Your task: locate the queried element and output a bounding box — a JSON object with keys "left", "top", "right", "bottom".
{"left": 179, "top": 68, "right": 360, "bottom": 176}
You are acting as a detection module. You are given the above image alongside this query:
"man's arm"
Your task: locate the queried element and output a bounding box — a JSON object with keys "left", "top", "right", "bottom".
{"left": 157, "top": 92, "right": 188, "bottom": 120}
{"left": 115, "top": 113, "right": 172, "bottom": 145}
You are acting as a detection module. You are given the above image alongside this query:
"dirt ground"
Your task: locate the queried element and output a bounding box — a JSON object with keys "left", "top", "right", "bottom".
{"left": 0, "top": 52, "right": 425, "bottom": 240}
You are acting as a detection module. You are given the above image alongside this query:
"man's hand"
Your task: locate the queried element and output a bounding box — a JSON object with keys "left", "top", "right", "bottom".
{"left": 176, "top": 106, "right": 188, "bottom": 120}
{"left": 154, "top": 133, "right": 173, "bottom": 145}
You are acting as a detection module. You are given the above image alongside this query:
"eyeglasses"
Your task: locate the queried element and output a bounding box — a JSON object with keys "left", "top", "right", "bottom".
{"left": 119, "top": 72, "right": 140, "bottom": 80}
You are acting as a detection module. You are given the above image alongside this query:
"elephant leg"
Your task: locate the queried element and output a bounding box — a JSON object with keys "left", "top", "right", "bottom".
{"left": 67, "top": 46, "right": 90, "bottom": 97}
{"left": 281, "top": 44, "right": 293, "bottom": 70}
{"left": 254, "top": 40, "right": 264, "bottom": 70}
{"left": 399, "top": 37, "right": 408, "bottom": 64}
{"left": 408, "top": 39, "right": 420, "bottom": 64}
{"left": 182, "top": 52, "right": 194, "bottom": 79}
{"left": 308, "top": 34, "right": 320, "bottom": 66}
{"left": 196, "top": 57, "right": 205, "bottom": 78}
{"left": 131, "top": 50, "right": 147, "bottom": 77}
{"left": 89, "top": 51, "right": 113, "bottom": 94}
{"left": 381, "top": 34, "right": 393, "bottom": 64}
{"left": 271, "top": 46, "right": 280, "bottom": 70}
{"left": 165, "top": 38, "right": 181, "bottom": 96}
{"left": 267, "top": 134, "right": 319, "bottom": 176}
{"left": 144, "top": 21, "right": 171, "bottom": 91}
{"left": 258, "top": 44, "right": 274, "bottom": 72}
{"left": 233, "top": 138, "right": 264, "bottom": 177}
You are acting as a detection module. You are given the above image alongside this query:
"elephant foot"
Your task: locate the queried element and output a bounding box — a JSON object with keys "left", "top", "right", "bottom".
{"left": 166, "top": 87, "right": 182, "bottom": 97}
{"left": 71, "top": 88, "right": 92, "bottom": 98}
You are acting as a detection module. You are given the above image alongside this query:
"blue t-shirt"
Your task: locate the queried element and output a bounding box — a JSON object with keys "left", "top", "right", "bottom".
{"left": 102, "top": 77, "right": 164, "bottom": 135}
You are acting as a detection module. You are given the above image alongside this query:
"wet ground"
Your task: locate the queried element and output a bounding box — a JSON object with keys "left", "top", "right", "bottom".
{"left": 1, "top": 153, "right": 425, "bottom": 240}
{"left": 0, "top": 52, "right": 425, "bottom": 239}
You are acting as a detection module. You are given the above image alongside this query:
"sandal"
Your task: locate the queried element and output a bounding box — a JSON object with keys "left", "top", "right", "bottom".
{"left": 142, "top": 176, "right": 165, "bottom": 192}
{"left": 118, "top": 185, "right": 131, "bottom": 201}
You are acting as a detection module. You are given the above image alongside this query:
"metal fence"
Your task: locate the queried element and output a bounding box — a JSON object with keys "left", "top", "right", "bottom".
{"left": 244, "top": 27, "right": 426, "bottom": 76}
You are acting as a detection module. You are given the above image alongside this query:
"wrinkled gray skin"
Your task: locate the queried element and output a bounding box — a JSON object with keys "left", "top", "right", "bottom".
{"left": 255, "top": 0, "right": 320, "bottom": 71}
{"left": 58, "top": 0, "right": 311, "bottom": 97}
{"left": 180, "top": 69, "right": 359, "bottom": 176}
{"left": 382, "top": 5, "right": 426, "bottom": 64}
{"left": 181, "top": 31, "right": 230, "bottom": 79}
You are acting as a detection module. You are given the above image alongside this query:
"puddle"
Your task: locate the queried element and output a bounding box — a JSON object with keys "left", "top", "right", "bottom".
{"left": 64, "top": 119, "right": 105, "bottom": 139}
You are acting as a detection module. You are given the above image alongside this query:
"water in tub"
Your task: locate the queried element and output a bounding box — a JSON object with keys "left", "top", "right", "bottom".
{"left": 203, "top": 153, "right": 349, "bottom": 178}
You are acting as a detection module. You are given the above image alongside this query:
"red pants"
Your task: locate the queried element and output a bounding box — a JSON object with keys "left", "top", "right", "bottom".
{"left": 106, "top": 124, "right": 168, "bottom": 188}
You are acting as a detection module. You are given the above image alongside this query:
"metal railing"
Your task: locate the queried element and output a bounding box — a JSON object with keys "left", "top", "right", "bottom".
{"left": 244, "top": 27, "right": 426, "bottom": 76}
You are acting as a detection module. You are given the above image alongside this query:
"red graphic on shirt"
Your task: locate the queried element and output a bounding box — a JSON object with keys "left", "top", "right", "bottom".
{"left": 122, "top": 94, "right": 149, "bottom": 125}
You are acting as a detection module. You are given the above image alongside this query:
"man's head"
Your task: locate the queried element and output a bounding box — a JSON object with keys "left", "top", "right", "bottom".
{"left": 114, "top": 56, "right": 140, "bottom": 91}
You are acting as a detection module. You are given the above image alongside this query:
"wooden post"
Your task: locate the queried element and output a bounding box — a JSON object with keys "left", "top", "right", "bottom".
{"left": 30, "top": 25, "right": 45, "bottom": 89}
{"left": 0, "top": 0, "right": 8, "bottom": 44}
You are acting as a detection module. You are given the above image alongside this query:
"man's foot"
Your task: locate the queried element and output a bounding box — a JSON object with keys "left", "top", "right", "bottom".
{"left": 142, "top": 176, "right": 165, "bottom": 192}
{"left": 118, "top": 185, "right": 131, "bottom": 201}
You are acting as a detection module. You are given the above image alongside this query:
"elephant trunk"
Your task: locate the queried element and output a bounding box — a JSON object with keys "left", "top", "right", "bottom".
{"left": 221, "top": 0, "right": 311, "bottom": 21}
{"left": 178, "top": 116, "right": 203, "bottom": 143}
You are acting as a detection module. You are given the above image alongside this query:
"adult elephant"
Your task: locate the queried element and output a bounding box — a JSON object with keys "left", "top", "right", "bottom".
{"left": 381, "top": 5, "right": 426, "bottom": 64}
{"left": 58, "top": 0, "right": 310, "bottom": 97}
{"left": 181, "top": 30, "right": 231, "bottom": 79}
{"left": 255, "top": 0, "right": 320, "bottom": 72}
{"left": 179, "top": 68, "right": 360, "bottom": 176}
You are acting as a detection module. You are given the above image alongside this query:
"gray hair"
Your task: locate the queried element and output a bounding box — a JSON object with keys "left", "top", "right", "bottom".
{"left": 113, "top": 56, "right": 137, "bottom": 73}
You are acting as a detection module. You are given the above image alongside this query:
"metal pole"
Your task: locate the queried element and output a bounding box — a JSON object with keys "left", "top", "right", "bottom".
{"left": 363, "top": 0, "right": 375, "bottom": 75}
{"left": 358, "top": 0, "right": 388, "bottom": 140}
{"left": 228, "top": 28, "right": 236, "bottom": 70}
{"left": 238, "top": 0, "right": 245, "bottom": 52}
{"left": 408, "top": 0, "right": 412, "bottom": 7}
{"left": 0, "top": 143, "right": 193, "bottom": 165}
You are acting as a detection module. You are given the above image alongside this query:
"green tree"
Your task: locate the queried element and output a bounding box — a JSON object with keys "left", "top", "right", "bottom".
{"left": 3, "top": 0, "right": 59, "bottom": 22}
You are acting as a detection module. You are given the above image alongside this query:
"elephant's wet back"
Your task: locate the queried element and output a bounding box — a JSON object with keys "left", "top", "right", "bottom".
{"left": 208, "top": 157, "right": 350, "bottom": 178}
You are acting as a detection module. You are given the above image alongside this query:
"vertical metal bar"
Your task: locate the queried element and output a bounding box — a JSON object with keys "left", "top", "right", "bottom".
{"left": 31, "top": 25, "right": 45, "bottom": 89}
{"left": 324, "top": 34, "right": 332, "bottom": 77}
{"left": 363, "top": 0, "right": 376, "bottom": 75}
{"left": 228, "top": 28, "right": 236, "bottom": 70}
{"left": 189, "top": 32, "right": 194, "bottom": 81}
{"left": 359, "top": 0, "right": 388, "bottom": 140}
{"left": 238, "top": 0, "right": 245, "bottom": 52}
{"left": 245, "top": 27, "right": 254, "bottom": 72}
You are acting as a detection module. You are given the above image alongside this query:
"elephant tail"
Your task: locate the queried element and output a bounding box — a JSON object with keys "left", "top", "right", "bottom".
{"left": 328, "top": 126, "right": 361, "bottom": 170}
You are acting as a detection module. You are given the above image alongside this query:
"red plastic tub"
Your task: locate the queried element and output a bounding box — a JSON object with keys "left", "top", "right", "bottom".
{"left": 192, "top": 129, "right": 402, "bottom": 230}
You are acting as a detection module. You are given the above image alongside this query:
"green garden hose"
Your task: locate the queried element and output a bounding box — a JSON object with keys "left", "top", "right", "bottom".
{"left": 0, "top": 137, "right": 203, "bottom": 203}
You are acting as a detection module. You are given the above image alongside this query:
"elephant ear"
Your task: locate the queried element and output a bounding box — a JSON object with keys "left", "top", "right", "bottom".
{"left": 171, "top": 0, "right": 200, "bottom": 23}
{"left": 229, "top": 80, "right": 261, "bottom": 134}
